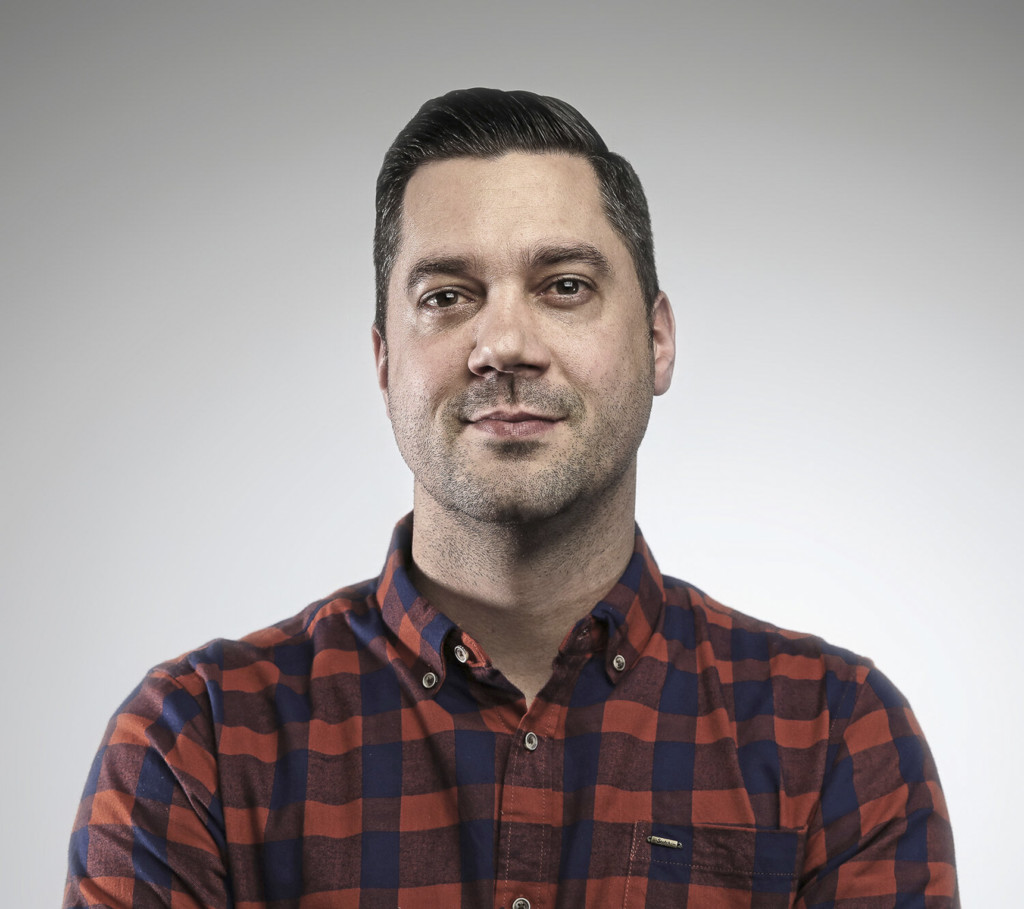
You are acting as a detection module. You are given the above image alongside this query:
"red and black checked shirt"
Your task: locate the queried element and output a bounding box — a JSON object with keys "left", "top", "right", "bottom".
{"left": 66, "top": 516, "right": 958, "bottom": 908}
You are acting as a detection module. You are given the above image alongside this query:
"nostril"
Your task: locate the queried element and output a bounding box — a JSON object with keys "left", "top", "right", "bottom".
{"left": 468, "top": 319, "right": 549, "bottom": 377}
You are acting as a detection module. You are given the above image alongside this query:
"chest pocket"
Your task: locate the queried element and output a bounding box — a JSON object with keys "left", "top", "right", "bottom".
{"left": 624, "top": 821, "right": 805, "bottom": 908}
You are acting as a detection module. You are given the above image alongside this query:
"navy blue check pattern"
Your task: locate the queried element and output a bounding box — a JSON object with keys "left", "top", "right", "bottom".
{"left": 65, "top": 515, "right": 958, "bottom": 907}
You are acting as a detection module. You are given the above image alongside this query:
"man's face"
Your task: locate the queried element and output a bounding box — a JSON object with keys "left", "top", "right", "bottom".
{"left": 374, "top": 152, "right": 674, "bottom": 524}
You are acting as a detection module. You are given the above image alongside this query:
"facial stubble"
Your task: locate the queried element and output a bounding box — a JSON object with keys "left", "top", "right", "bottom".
{"left": 388, "top": 365, "right": 655, "bottom": 526}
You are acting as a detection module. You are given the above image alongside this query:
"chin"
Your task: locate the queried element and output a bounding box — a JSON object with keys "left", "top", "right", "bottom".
{"left": 435, "top": 463, "right": 630, "bottom": 528}
{"left": 411, "top": 437, "right": 638, "bottom": 527}
{"left": 442, "top": 490, "right": 570, "bottom": 526}
{"left": 419, "top": 469, "right": 571, "bottom": 524}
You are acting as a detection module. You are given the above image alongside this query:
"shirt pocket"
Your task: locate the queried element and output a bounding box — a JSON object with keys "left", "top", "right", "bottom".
{"left": 623, "top": 820, "right": 805, "bottom": 908}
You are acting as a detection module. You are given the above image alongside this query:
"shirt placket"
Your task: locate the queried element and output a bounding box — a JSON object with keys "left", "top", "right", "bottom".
{"left": 495, "top": 697, "right": 560, "bottom": 909}
{"left": 493, "top": 621, "right": 602, "bottom": 909}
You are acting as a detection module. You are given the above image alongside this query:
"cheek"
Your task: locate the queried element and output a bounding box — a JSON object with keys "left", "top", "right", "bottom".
{"left": 562, "top": 326, "right": 650, "bottom": 389}
{"left": 550, "top": 321, "right": 611, "bottom": 379}
{"left": 388, "top": 347, "right": 465, "bottom": 409}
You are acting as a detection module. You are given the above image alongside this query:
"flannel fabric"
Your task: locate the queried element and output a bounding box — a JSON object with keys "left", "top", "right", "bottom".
{"left": 66, "top": 516, "right": 958, "bottom": 908}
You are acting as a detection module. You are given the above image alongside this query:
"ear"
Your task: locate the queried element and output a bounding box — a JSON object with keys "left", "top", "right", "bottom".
{"left": 372, "top": 325, "right": 390, "bottom": 415}
{"left": 651, "top": 291, "right": 676, "bottom": 396}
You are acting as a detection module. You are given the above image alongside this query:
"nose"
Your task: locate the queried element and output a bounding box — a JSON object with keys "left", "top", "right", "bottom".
{"left": 467, "top": 293, "right": 550, "bottom": 378}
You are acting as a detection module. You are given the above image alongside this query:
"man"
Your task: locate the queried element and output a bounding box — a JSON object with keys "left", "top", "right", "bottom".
{"left": 65, "top": 88, "right": 958, "bottom": 908}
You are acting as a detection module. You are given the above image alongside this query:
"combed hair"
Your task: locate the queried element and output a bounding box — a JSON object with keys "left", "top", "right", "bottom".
{"left": 373, "top": 87, "right": 659, "bottom": 337}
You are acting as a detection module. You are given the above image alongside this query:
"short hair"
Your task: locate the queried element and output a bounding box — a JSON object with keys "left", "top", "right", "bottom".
{"left": 373, "top": 87, "right": 659, "bottom": 339}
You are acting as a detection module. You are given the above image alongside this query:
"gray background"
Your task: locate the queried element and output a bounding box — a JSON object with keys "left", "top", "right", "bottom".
{"left": 3, "top": 1, "right": 1020, "bottom": 904}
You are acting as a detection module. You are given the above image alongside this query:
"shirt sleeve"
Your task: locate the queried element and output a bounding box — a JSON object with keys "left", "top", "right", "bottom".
{"left": 796, "top": 665, "right": 959, "bottom": 907}
{"left": 64, "top": 668, "right": 231, "bottom": 909}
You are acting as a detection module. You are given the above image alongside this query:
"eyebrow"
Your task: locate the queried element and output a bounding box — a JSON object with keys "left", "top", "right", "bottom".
{"left": 404, "top": 242, "right": 614, "bottom": 297}
{"left": 405, "top": 256, "right": 481, "bottom": 297}
{"left": 524, "top": 242, "right": 613, "bottom": 278}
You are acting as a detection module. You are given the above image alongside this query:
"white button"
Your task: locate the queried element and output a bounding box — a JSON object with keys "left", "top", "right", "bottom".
{"left": 612, "top": 654, "right": 626, "bottom": 671}
{"left": 421, "top": 671, "right": 437, "bottom": 689}
{"left": 512, "top": 899, "right": 531, "bottom": 909}
{"left": 453, "top": 644, "right": 469, "bottom": 663}
{"left": 524, "top": 732, "right": 539, "bottom": 751}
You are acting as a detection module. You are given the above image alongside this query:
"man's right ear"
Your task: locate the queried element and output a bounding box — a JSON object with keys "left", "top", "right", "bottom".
{"left": 371, "top": 325, "right": 389, "bottom": 415}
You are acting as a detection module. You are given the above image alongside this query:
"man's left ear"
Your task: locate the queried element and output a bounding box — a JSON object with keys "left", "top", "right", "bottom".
{"left": 651, "top": 292, "right": 676, "bottom": 396}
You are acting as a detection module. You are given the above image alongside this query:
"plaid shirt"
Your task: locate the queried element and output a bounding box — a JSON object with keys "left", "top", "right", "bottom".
{"left": 66, "top": 516, "right": 958, "bottom": 907}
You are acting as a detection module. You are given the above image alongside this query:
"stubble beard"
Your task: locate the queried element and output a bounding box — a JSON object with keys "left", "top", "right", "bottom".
{"left": 390, "top": 373, "right": 654, "bottom": 526}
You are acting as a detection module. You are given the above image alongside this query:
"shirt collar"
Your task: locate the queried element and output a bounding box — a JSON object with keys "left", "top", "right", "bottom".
{"left": 587, "top": 523, "right": 668, "bottom": 677}
{"left": 372, "top": 513, "right": 669, "bottom": 690}
{"left": 375, "top": 514, "right": 455, "bottom": 688}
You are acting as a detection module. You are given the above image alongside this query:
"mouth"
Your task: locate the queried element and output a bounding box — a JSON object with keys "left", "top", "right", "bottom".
{"left": 466, "top": 409, "right": 563, "bottom": 439}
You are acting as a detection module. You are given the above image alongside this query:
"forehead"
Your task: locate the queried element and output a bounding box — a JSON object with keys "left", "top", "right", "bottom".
{"left": 394, "top": 152, "right": 627, "bottom": 273}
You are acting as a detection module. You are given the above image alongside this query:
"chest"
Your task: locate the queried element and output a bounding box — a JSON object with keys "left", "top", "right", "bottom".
{"left": 213, "top": 651, "right": 822, "bottom": 907}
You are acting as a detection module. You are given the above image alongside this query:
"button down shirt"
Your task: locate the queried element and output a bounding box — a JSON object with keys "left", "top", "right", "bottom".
{"left": 65, "top": 516, "right": 958, "bottom": 907}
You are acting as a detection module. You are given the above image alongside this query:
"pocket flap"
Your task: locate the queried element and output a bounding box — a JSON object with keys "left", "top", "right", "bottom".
{"left": 638, "top": 821, "right": 805, "bottom": 894}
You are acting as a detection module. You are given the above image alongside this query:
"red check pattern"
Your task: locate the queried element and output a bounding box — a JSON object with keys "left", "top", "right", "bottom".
{"left": 65, "top": 515, "right": 958, "bottom": 907}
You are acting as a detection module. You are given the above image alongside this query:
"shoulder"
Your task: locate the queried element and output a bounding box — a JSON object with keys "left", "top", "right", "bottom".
{"left": 129, "top": 576, "right": 382, "bottom": 711}
{"left": 659, "top": 575, "right": 910, "bottom": 722}
{"left": 662, "top": 575, "right": 869, "bottom": 665}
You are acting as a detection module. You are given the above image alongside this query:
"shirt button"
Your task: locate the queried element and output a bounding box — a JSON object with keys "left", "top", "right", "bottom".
{"left": 453, "top": 644, "right": 469, "bottom": 663}
{"left": 524, "top": 731, "right": 539, "bottom": 751}
{"left": 612, "top": 653, "right": 626, "bottom": 671}
{"left": 421, "top": 671, "right": 438, "bottom": 689}
{"left": 512, "top": 899, "right": 531, "bottom": 909}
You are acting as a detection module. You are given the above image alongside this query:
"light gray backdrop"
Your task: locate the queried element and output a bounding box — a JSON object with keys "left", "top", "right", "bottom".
{"left": 3, "top": 1, "right": 1020, "bottom": 904}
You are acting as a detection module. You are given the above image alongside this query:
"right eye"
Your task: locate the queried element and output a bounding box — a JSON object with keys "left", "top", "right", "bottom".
{"left": 420, "top": 289, "right": 464, "bottom": 308}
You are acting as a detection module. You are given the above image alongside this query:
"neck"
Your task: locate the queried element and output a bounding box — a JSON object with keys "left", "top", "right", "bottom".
{"left": 408, "top": 467, "right": 638, "bottom": 702}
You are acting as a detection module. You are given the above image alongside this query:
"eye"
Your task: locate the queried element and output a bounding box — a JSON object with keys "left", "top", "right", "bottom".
{"left": 544, "top": 276, "right": 591, "bottom": 303}
{"left": 553, "top": 278, "right": 582, "bottom": 295}
{"left": 420, "top": 289, "right": 464, "bottom": 308}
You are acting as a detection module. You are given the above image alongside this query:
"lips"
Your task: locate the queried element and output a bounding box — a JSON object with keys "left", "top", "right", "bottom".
{"left": 466, "top": 409, "right": 562, "bottom": 438}
{"left": 470, "top": 409, "right": 558, "bottom": 423}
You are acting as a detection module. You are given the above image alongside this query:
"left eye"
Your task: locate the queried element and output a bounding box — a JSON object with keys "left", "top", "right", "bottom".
{"left": 552, "top": 278, "right": 582, "bottom": 295}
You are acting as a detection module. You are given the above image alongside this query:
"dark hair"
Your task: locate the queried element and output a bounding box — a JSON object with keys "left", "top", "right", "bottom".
{"left": 373, "top": 87, "right": 659, "bottom": 338}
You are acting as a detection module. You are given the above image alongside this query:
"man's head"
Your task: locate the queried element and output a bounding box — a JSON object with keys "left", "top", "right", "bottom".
{"left": 372, "top": 89, "right": 675, "bottom": 527}
{"left": 374, "top": 87, "right": 659, "bottom": 340}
